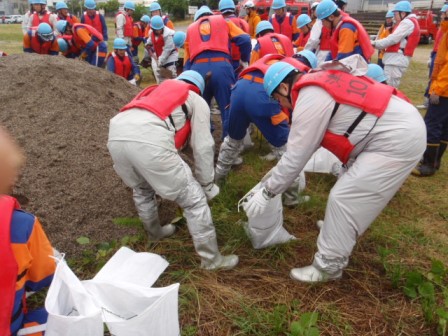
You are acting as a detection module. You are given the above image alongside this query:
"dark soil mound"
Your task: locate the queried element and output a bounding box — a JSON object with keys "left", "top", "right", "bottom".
{"left": 0, "top": 54, "right": 150, "bottom": 256}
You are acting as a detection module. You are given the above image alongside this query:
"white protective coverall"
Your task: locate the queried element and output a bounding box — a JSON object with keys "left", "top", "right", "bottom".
{"left": 373, "top": 14, "right": 418, "bottom": 88}
{"left": 108, "top": 89, "right": 237, "bottom": 270}
{"left": 304, "top": 19, "right": 330, "bottom": 66}
{"left": 146, "top": 27, "right": 178, "bottom": 84}
{"left": 22, "top": 11, "right": 31, "bottom": 35}
{"left": 115, "top": 11, "right": 132, "bottom": 46}
{"left": 261, "top": 84, "right": 426, "bottom": 277}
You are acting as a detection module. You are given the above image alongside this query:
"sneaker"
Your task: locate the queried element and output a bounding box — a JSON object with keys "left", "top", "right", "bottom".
{"left": 290, "top": 265, "right": 342, "bottom": 283}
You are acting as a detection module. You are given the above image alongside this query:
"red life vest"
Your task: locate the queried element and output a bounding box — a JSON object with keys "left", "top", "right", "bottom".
{"left": 29, "top": 28, "right": 53, "bottom": 54}
{"left": 291, "top": 70, "right": 397, "bottom": 163}
{"left": 83, "top": 11, "right": 103, "bottom": 33}
{"left": 271, "top": 13, "right": 293, "bottom": 40}
{"left": 72, "top": 23, "right": 103, "bottom": 47}
{"left": 58, "top": 13, "right": 75, "bottom": 25}
{"left": 331, "top": 16, "right": 374, "bottom": 61}
{"left": 187, "top": 15, "right": 230, "bottom": 61}
{"left": 258, "top": 33, "right": 294, "bottom": 58}
{"left": 385, "top": 16, "right": 420, "bottom": 57}
{"left": 228, "top": 16, "right": 249, "bottom": 61}
{"left": 62, "top": 34, "right": 81, "bottom": 54}
{"left": 151, "top": 30, "right": 165, "bottom": 57}
{"left": 0, "top": 196, "right": 19, "bottom": 336}
{"left": 240, "top": 53, "right": 286, "bottom": 78}
{"left": 294, "top": 31, "right": 310, "bottom": 50}
{"left": 320, "top": 25, "right": 332, "bottom": 50}
{"left": 120, "top": 80, "right": 201, "bottom": 149}
{"left": 31, "top": 11, "right": 52, "bottom": 27}
{"left": 116, "top": 12, "right": 133, "bottom": 37}
{"left": 132, "top": 22, "right": 144, "bottom": 48}
{"left": 109, "top": 51, "right": 132, "bottom": 79}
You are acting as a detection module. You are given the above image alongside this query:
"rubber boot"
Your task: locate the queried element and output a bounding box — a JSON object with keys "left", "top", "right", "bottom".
{"left": 412, "top": 144, "right": 439, "bottom": 177}
{"left": 142, "top": 217, "right": 176, "bottom": 241}
{"left": 290, "top": 264, "right": 342, "bottom": 283}
{"left": 435, "top": 141, "right": 447, "bottom": 170}
{"left": 193, "top": 236, "right": 239, "bottom": 271}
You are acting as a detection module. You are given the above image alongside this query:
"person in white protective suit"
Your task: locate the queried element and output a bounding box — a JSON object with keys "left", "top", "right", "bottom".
{"left": 242, "top": 60, "right": 426, "bottom": 283}
{"left": 107, "top": 70, "right": 238, "bottom": 271}
{"left": 372, "top": 1, "right": 420, "bottom": 88}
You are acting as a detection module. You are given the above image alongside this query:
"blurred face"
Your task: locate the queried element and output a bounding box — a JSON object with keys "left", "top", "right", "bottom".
{"left": 86, "top": 8, "right": 96, "bottom": 15}
{"left": 126, "top": 8, "right": 134, "bottom": 15}
{"left": 274, "top": 7, "right": 285, "bottom": 16}
{"left": 300, "top": 25, "right": 310, "bottom": 34}
{"left": 32, "top": 3, "right": 43, "bottom": 12}
{"left": 441, "top": 11, "right": 447, "bottom": 20}
{"left": 59, "top": 8, "right": 68, "bottom": 16}
{"left": 394, "top": 11, "right": 403, "bottom": 22}
{"left": 153, "top": 28, "right": 163, "bottom": 36}
{"left": 272, "top": 82, "right": 293, "bottom": 109}
{"left": 116, "top": 49, "right": 126, "bottom": 57}
{"left": 311, "top": 8, "right": 317, "bottom": 19}
{"left": 322, "top": 16, "right": 332, "bottom": 29}
{"left": 0, "top": 128, "right": 24, "bottom": 194}
{"left": 151, "top": 9, "right": 161, "bottom": 16}
{"left": 385, "top": 17, "right": 393, "bottom": 24}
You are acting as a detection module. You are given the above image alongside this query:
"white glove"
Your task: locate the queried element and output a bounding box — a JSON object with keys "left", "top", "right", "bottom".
{"left": 240, "top": 60, "right": 249, "bottom": 69}
{"left": 429, "top": 94, "right": 440, "bottom": 105}
{"left": 242, "top": 187, "right": 273, "bottom": 218}
{"left": 427, "top": 58, "right": 431, "bottom": 68}
{"left": 157, "top": 60, "right": 163, "bottom": 67}
{"left": 203, "top": 182, "right": 220, "bottom": 201}
{"left": 371, "top": 40, "right": 376, "bottom": 48}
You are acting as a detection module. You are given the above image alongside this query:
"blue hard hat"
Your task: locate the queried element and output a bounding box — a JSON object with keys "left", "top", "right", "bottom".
{"left": 84, "top": 0, "right": 96, "bottom": 9}
{"left": 219, "top": 0, "right": 235, "bottom": 12}
{"left": 37, "top": 0, "right": 47, "bottom": 5}
{"left": 393, "top": 1, "right": 412, "bottom": 12}
{"left": 441, "top": 4, "right": 448, "bottom": 12}
{"left": 124, "top": 1, "right": 135, "bottom": 10}
{"left": 56, "top": 1, "right": 68, "bottom": 10}
{"left": 37, "top": 23, "right": 54, "bottom": 41}
{"left": 297, "top": 14, "right": 312, "bottom": 28}
{"left": 297, "top": 50, "right": 317, "bottom": 68}
{"left": 150, "top": 15, "right": 164, "bottom": 29}
{"left": 272, "top": 0, "right": 286, "bottom": 9}
{"left": 149, "top": 2, "right": 161, "bottom": 12}
{"left": 57, "top": 38, "right": 68, "bottom": 52}
{"left": 316, "top": 0, "right": 338, "bottom": 19}
{"left": 366, "top": 63, "right": 387, "bottom": 83}
{"left": 141, "top": 15, "right": 150, "bottom": 23}
{"left": 194, "top": 6, "right": 213, "bottom": 21}
{"left": 56, "top": 20, "right": 67, "bottom": 33}
{"left": 385, "top": 10, "right": 394, "bottom": 18}
{"left": 177, "top": 70, "right": 205, "bottom": 95}
{"left": 113, "top": 37, "right": 127, "bottom": 49}
{"left": 255, "top": 20, "right": 274, "bottom": 36}
{"left": 264, "top": 61, "right": 297, "bottom": 97}
{"left": 173, "top": 31, "right": 186, "bottom": 48}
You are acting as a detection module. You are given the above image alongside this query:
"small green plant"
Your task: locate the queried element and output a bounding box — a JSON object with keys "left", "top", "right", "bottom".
{"left": 289, "top": 312, "right": 320, "bottom": 336}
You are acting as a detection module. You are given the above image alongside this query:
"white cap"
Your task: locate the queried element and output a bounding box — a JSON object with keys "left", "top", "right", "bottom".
{"left": 244, "top": 1, "right": 255, "bottom": 8}
{"left": 311, "top": 1, "right": 320, "bottom": 9}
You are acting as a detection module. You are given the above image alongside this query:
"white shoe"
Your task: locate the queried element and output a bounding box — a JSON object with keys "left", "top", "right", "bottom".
{"left": 290, "top": 265, "right": 342, "bottom": 283}
{"left": 201, "top": 254, "right": 239, "bottom": 270}
{"left": 283, "top": 195, "right": 310, "bottom": 207}
{"left": 260, "top": 152, "right": 277, "bottom": 161}
{"left": 232, "top": 156, "right": 243, "bottom": 166}
{"left": 149, "top": 224, "right": 176, "bottom": 241}
{"left": 204, "top": 183, "right": 220, "bottom": 201}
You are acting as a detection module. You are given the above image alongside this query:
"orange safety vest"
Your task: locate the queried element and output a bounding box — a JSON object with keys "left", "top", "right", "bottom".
{"left": 331, "top": 16, "right": 374, "bottom": 61}
{"left": 0, "top": 196, "right": 20, "bottom": 336}
{"left": 385, "top": 17, "right": 420, "bottom": 57}
{"left": 151, "top": 30, "right": 165, "bottom": 57}
{"left": 257, "top": 32, "right": 294, "bottom": 58}
{"left": 291, "top": 70, "right": 399, "bottom": 163}
{"left": 82, "top": 11, "right": 103, "bottom": 33}
{"left": 187, "top": 15, "right": 230, "bottom": 61}
{"left": 271, "top": 13, "right": 293, "bottom": 40}
{"left": 109, "top": 51, "right": 132, "bottom": 79}
{"left": 120, "top": 80, "right": 201, "bottom": 149}
{"left": 29, "top": 28, "right": 54, "bottom": 54}
{"left": 294, "top": 31, "right": 310, "bottom": 50}
{"left": 31, "top": 11, "right": 52, "bottom": 27}
{"left": 132, "top": 22, "right": 145, "bottom": 48}
{"left": 116, "top": 11, "right": 133, "bottom": 37}
{"left": 228, "top": 16, "right": 249, "bottom": 61}
{"left": 72, "top": 23, "right": 103, "bottom": 48}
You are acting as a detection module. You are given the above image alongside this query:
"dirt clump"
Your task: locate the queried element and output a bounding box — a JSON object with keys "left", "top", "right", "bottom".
{"left": 0, "top": 54, "right": 161, "bottom": 257}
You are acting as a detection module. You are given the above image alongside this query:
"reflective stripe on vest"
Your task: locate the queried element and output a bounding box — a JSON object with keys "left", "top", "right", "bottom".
{"left": 110, "top": 51, "right": 132, "bottom": 79}
{"left": 83, "top": 11, "right": 103, "bottom": 33}
{"left": 271, "top": 13, "right": 293, "bottom": 40}
{"left": 385, "top": 16, "right": 420, "bottom": 57}
{"left": 0, "top": 196, "right": 19, "bottom": 336}
{"left": 258, "top": 33, "right": 294, "bottom": 58}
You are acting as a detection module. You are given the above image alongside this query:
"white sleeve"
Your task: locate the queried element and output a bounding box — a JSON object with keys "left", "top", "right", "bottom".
{"left": 188, "top": 92, "right": 215, "bottom": 186}
{"left": 374, "top": 18, "right": 414, "bottom": 50}
{"left": 50, "top": 14, "right": 59, "bottom": 34}
{"left": 116, "top": 13, "right": 125, "bottom": 38}
{"left": 159, "top": 31, "right": 176, "bottom": 65}
{"left": 304, "top": 19, "right": 322, "bottom": 51}
{"left": 264, "top": 86, "right": 334, "bottom": 195}
{"left": 22, "top": 13, "right": 30, "bottom": 35}
{"left": 27, "top": 13, "right": 34, "bottom": 30}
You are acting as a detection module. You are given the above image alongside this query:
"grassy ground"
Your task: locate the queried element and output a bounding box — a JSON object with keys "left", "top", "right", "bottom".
{"left": 2, "top": 21, "right": 448, "bottom": 336}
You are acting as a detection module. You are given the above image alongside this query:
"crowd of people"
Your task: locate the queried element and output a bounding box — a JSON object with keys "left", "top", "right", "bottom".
{"left": 1, "top": 0, "right": 447, "bottom": 333}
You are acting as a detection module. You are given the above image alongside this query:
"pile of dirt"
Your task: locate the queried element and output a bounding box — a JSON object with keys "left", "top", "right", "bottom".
{"left": 0, "top": 54, "right": 177, "bottom": 256}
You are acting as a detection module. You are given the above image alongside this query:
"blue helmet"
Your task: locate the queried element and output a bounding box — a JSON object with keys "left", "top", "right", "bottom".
{"left": 316, "top": 0, "right": 338, "bottom": 20}
{"left": 37, "top": 23, "right": 54, "bottom": 41}
{"left": 297, "top": 14, "right": 312, "bottom": 28}
{"left": 393, "top": 1, "right": 412, "bottom": 13}
{"left": 440, "top": 4, "right": 448, "bottom": 12}
{"left": 124, "top": 1, "right": 135, "bottom": 10}
{"left": 56, "top": 20, "right": 67, "bottom": 33}
{"left": 255, "top": 20, "right": 274, "bottom": 36}
{"left": 150, "top": 15, "right": 164, "bottom": 30}
{"left": 113, "top": 37, "right": 127, "bottom": 49}
{"left": 149, "top": 2, "right": 161, "bottom": 12}
{"left": 385, "top": 10, "right": 394, "bottom": 18}
{"left": 366, "top": 64, "right": 387, "bottom": 83}
{"left": 219, "top": 0, "right": 235, "bottom": 12}
{"left": 57, "top": 38, "right": 68, "bottom": 52}
{"left": 272, "top": 0, "right": 286, "bottom": 9}
{"left": 194, "top": 6, "right": 213, "bottom": 21}
{"left": 37, "top": 0, "right": 47, "bottom": 5}
{"left": 177, "top": 70, "right": 205, "bottom": 95}
{"left": 84, "top": 0, "right": 96, "bottom": 9}
{"left": 297, "top": 50, "right": 317, "bottom": 68}
{"left": 264, "top": 61, "right": 297, "bottom": 97}
{"left": 173, "top": 31, "right": 186, "bottom": 48}
{"left": 56, "top": 1, "right": 68, "bottom": 10}
{"left": 141, "top": 15, "right": 150, "bottom": 23}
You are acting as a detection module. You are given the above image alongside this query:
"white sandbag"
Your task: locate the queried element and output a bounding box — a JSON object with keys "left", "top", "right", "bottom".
{"left": 303, "top": 147, "right": 341, "bottom": 175}
{"left": 242, "top": 183, "right": 296, "bottom": 249}
{"left": 83, "top": 281, "right": 180, "bottom": 336}
{"left": 45, "top": 257, "right": 103, "bottom": 336}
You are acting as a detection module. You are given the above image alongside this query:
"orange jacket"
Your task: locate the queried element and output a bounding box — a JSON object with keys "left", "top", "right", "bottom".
{"left": 430, "top": 21, "right": 448, "bottom": 97}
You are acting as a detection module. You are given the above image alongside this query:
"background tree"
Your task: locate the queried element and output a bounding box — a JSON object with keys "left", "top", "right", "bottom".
{"left": 158, "top": 0, "right": 188, "bottom": 19}
{"left": 132, "top": 4, "right": 149, "bottom": 21}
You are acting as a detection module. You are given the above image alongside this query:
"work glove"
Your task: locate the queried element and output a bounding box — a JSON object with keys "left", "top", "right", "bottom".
{"left": 371, "top": 40, "right": 376, "bottom": 47}
{"left": 429, "top": 94, "right": 440, "bottom": 105}
{"left": 239, "top": 60, "right": 249, "bottom": 70}
{"left": 202, "top": 182, "right": 220, "bottom": 201}
{"left": 242, "top": 187, "right": 273, "bottom": 218}
{"left": 427, "top": 57, "right": 431, "bottom": 68}
{"left": 134, "top": 74, "right": 141, "bottom": 82}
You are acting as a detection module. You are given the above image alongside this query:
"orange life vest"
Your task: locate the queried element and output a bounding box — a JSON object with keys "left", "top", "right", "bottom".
{"left": 331, "top": 16, "right": 374, "bottom": 61}
{"left": 271, "top": 13, "right": 293, "bottom": 40}
{"left": 187, "top": 15, "right": 230, "bottom": 61}
{"left": 0, "top": 196, "right": 20, "bottom": 336}
{"left": 116, "top": 11, "right": 133, "bottom": 37}
{"left": 31, "top": 11, "right": 52, "bottom": 27}
{"left": 258, "top": 33, "right": 294, "bottom": 58}
{"left": 58, "top": 13, "right": 76, "bottom": 25}
{"left": 151, "top": 30, "right": 165, "bottom": 57}
{"left": 29, "top": 28, "right": 53, "bottom": 54}
{"left": 132, "top": 22, "right": 145, "bottom": 48}
{"left": 385, "top": 16, "right": 420, "bottom": 57}
{"left": 294, "top": 31, "right": 310, "bottom": 50}
{"left": 240, "top": 53, "right": 286, "bottom": 78}
{"left": 72, "top": 23, "right": 103, "bottom": 48}
{"left": 291, "top": 70, "right": 397, "bottom": 163}
{"left": 228, "top": 16, "right": 249, "bottom": 61}
{"left": 109, "top": 51, "right": 132, "bottom": 79}
{"left": 120, "top": 80, "right": 201, "bottom": 149}
{"left": 83, "top": 11, "right": 103, "bottom": 33}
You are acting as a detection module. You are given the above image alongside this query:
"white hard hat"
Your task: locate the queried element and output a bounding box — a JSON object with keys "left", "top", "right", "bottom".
{"left": 311, "top": 1, "right": 320, "bottom": 9}
{"left": 244, "top": 1, "right": 255, "bottom": 8}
